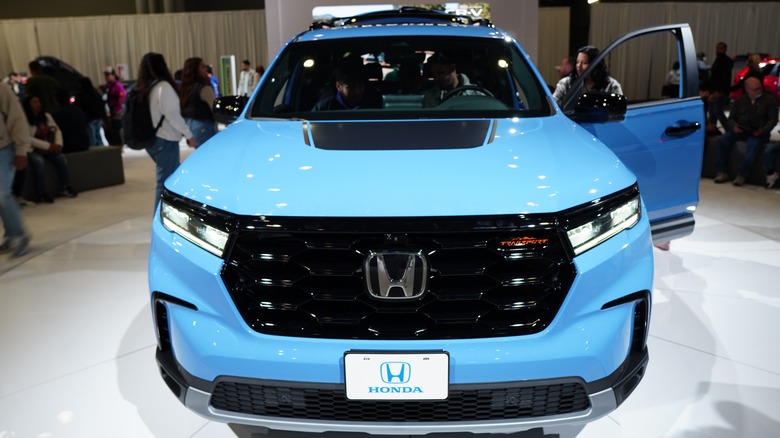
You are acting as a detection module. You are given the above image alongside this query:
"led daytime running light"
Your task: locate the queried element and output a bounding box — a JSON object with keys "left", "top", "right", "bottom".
{"left": 567, "top": 197, "right": 640, "bottom": 255}
{"left": 161, "top": 202, "right": 228, "bottom": 257}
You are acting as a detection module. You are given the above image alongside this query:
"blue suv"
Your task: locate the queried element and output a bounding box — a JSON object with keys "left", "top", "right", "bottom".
{"left": 150, "top": 8, "right": 703, "bottom": 435}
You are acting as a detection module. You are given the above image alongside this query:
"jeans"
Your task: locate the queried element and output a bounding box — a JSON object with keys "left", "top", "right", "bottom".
{"left": 186, "top": 118, "right": 217, "bottom": 147}
{"left": 28, "top": 150, "right": 71, "bottom": 194}
{"left": 715, "top": 131, "right": 770, "bottom": 178}
{"left": 707, "top": 93, "right": 729, "bottom": 129}
{"left": 87, "top": 119, "right": 104, "bottom": 146}
{"left": 146, "top": 137, "right": 180, "bottom": 206}
{"left": 764, "top": 142, "right": 780, "bottom": 173}
{"left": 0, "top": 145, "right": 26, "bottom": 239}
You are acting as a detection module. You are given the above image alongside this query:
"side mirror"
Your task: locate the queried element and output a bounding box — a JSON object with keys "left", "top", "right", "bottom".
{"left": 213, "top": 95, "right": 248, "bottom": 125}
{"left": 571, "top": 92, "right": 627, "bottom": 123}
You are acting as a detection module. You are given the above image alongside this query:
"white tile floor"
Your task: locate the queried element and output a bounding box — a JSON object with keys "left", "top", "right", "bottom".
{"left": 1, "top": 149, "right": 779, "bottom": 438}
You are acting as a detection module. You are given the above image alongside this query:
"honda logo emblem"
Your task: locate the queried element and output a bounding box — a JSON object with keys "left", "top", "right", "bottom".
{"left": 380, "top": 362, "right": 412, "bottom": 383}
{"left": 365, "top": 250, "right": 427, "bottom": 300}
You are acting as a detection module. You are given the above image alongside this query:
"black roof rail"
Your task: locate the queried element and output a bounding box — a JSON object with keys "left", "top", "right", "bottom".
{"left": 310, "top": 6, "right": 492, "bottom": 30}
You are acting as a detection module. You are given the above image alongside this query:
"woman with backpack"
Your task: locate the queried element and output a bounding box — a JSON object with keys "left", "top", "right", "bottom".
{"left": 133, "top": 52, "right": 197, "bottom": 205}
{"left": 179, "top": 57, "right": 217, "bottom": 147}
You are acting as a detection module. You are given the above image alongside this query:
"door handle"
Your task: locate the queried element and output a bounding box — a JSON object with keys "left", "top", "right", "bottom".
{"left": 665, "top": 122, "right": 701, "bottom": 136}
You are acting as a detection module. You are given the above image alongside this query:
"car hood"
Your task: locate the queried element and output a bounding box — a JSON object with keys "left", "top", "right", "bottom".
{"left": 167, "top": 116, "right": 636, "bottom": 217}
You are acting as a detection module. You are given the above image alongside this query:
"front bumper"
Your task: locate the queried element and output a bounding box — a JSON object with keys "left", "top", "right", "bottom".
{"left": 156, "top": 343, "right": 648, "bottom": 435}
{"left": 149, "top": 197, "right": 654, "bottom": 434}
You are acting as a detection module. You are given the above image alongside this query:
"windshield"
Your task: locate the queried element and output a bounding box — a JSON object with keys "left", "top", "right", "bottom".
{"left": 249, "top": 35, "right": 552, "bottom": 120}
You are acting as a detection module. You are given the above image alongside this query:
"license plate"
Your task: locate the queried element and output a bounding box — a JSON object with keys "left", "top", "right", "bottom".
{"left": 344, "top": 351, "right": 449, "bottom": 400}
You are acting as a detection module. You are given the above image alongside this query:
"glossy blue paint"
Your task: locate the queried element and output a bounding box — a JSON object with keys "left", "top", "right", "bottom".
{"left": 579, "top": 98, "right": 704, "bottom": 223}
{"left": 167, "top": 116, "right": 636, "bottom": 217}
{"left": 148, "top": 10, "right": 701, "bottom": 433}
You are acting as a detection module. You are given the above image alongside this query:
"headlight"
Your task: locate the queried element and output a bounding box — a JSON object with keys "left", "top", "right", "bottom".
{"left": 161, "top": 200, "right": 229, "bottom": 257}
{"left": 566, "top": 194, "right": 641, "bottom": 256}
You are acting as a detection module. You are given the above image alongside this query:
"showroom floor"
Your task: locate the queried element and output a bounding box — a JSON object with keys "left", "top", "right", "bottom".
{"left": 1, "top": 146, "right": 779, "bottom": 438}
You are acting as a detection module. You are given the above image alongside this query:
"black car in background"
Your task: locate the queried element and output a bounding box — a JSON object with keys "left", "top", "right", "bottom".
{"left": 33, "top": 56, "right": 86, "bottom": 97}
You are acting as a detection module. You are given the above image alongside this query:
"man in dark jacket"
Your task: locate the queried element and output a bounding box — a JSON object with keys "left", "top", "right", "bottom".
{"left": 74, "top": 77, "right": 106, "bottom": 146}
{"left": 25, "top": 61, "right": 60, "bottom": 114}
{"left": 705, "top": 42, "right": 733, "bottom": 134}
{"left": 714, "top": 77, "right": 779, "bottom": 186}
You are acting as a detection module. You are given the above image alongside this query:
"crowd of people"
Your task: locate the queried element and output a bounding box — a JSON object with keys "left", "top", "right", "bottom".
{"left": 698, "top": 42, "right": 780, "bottom": 189}
{"left": 0, "top": 54, "right": 263, "bottom": 258}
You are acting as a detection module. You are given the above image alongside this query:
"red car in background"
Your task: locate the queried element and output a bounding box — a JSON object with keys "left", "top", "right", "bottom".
{"left": 730, "top": 55, "right": 780, "bottom": 102}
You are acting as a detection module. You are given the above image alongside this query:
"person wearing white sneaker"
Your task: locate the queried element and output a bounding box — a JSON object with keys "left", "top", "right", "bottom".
{"left": 763, "top": 141, "right": 780, "bottom": 189}
{"left": 0, "top": 83, "right": 33, "bottom": 258}
{"left": 714, "top": 77, "right": 778, "bottom": 186}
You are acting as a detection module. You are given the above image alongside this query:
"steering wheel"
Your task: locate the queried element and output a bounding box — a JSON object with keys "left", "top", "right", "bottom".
{"left": 439, "top": 85, "right": 494, "bottom": 104}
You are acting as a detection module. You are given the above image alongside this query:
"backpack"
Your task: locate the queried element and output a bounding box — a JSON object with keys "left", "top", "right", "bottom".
{"left": 122, "top": 83, "right": 164, "bottom": 150}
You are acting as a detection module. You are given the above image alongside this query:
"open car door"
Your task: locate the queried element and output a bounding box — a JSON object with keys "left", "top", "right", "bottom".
{"left": 563, "top": 24, "right": 704, "bottom": 243}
